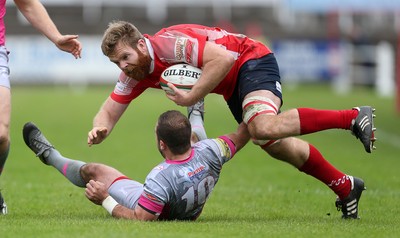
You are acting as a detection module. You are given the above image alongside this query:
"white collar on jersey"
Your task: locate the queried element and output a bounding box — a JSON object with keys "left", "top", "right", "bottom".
{"left": 144, "top": 37, "right": 155, "bottom": 74}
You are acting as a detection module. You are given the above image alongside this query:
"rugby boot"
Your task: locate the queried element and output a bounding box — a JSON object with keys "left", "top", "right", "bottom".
{"left": 350, "top": 106, "right": 376, "bottom": 153}
{"left": 335, "top": 176, "right": 366, "bottom": 219}
{"left": 23, "top": 122, "right": 54, "bottom": 165}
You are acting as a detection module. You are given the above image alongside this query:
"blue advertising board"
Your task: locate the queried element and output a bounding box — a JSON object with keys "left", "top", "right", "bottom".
{"left": 272, "top": 40, "right": 343, "bottom": 82}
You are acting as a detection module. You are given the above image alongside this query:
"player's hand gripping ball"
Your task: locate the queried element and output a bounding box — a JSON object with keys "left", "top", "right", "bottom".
{"left": 160, "top": 64, "right": 202, "bottom": 95}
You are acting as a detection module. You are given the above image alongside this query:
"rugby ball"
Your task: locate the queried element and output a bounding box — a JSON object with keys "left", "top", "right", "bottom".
{"left": 160, "top": 64, "right": 202, "bottom": 95}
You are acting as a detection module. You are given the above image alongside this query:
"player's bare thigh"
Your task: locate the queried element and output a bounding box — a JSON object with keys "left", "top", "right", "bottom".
{"left": 80, "top": 163, "right": 125, "bottom": 188}
{"left": 243, "top": 89, "right": 300, "bottom": 139}
{"left": 243, "top": 90, "right": 280, "bottom": 138}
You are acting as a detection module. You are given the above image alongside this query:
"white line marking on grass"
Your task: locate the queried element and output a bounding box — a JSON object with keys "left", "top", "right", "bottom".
{"left": 376, "top": 130, "right": 400, "bottom": 149}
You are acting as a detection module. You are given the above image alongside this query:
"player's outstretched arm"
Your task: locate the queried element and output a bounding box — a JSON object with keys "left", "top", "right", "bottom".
{"left": 13, "top": 0, "right": 82, "bottom": 58}
{"left": 224, "top": 122, "right": 251, "bottom": 152}
{"left": 88, "top": 97, "right": 129, "bottom": 146}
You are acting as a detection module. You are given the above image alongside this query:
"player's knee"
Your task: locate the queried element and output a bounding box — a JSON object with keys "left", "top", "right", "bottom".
{"left": 257, "top": 126, "right": 274, "bottom": 139}
{"left": 80, "top": 163, "right": 102, "bottom": 180}
{"left": 242, "top": 96, "right": 279, "bottom": 140}
{"left": 248, "top": 122, "right": 278, "bottom": 140}
{"left": 81, "top": 163, "right": 123, "bottom": 185}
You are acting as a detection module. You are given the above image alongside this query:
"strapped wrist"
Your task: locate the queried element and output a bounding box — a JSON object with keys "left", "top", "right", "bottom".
{"left": 102, "top": 196, "right": 118, "bottom": 215}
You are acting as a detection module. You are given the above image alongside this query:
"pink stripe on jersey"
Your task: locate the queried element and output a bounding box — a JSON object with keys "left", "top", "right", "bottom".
{"left": 138, "top": 194, "right": 164, "bottom": 214}
{"left": 218, "top": 136, "right": 237, "bottom": 156}
{"left": 165, "top": 149, "right": 194, "bottom": 164}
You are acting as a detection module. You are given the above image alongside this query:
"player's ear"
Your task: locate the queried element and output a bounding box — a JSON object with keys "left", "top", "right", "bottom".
{"left": 137, "top": 39, "right": 147, "bottom": 53}
{"left": 159, "top": 140, "right": 166, "bottom": 150}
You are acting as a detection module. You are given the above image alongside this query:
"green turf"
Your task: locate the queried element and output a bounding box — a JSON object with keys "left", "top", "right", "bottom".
{"left": 1, "top": 84, "right": 399, "bottom": 238}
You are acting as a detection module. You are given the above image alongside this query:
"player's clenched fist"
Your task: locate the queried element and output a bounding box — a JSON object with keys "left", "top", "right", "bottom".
{"left": 85, "top": 180, "right": 108, "bottom": 205}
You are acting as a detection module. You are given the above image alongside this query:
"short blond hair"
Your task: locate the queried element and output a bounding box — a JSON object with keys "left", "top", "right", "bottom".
{"left": 101, "top": 20, "right": 143, "bottom": 57}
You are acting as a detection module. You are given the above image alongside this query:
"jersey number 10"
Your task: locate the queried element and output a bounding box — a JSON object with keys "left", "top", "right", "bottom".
{"left": 182, "top": 176, "right": 216, "bottom": 212}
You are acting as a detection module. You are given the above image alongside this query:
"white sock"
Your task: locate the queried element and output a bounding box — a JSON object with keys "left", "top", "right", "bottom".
{"left": 189, "top": 111, "right": 207, "bottom": 141}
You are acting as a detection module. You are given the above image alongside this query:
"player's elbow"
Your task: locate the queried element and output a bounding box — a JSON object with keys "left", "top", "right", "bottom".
{"left": 214, "top": 50, "right": 235, "bottom": 71}
{"left": 223, "top": 53, "right": 235, "bottom": 69}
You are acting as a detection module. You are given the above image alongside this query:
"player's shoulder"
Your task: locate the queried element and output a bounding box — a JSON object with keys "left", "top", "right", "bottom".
{"left": 198, "top": 137, "right": 229, "bottom": 146}
{"left": 144, "top": 163, "right": 168, "bottom": 182}
{"left": 199, "top": 137, "right": 233, "bottom": 158}
{"left": 150, "top": 162, "right": 168, "bottom": 172}
{"left": 155, "top": 24, "right": 208, "bottom": 36}
{"left": 194, "top": 138, "right": 228, "bottom": 153}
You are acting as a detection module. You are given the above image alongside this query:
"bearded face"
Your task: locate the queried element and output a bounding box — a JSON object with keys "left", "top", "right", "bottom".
{"left": 123, "top": 48, "right": 152, "bottom": 80}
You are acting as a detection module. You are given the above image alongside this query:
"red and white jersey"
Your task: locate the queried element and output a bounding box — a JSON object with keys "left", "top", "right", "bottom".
{"left": 111, "top": 24, "right": 272, "bottom": 104}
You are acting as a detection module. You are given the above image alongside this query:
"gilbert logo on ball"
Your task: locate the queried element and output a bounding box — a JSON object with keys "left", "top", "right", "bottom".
{"left": 160, "top": 64, "right": 202, "bottom": 95}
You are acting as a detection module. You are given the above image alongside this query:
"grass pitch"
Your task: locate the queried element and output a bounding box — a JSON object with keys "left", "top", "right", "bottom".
{"left": 1, "top": 84, "right": 399, "bottom": 238}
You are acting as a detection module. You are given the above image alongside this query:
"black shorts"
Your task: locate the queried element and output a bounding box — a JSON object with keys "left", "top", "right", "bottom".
{"left": 227, "top": 53, "right": 283, "bottom": 123}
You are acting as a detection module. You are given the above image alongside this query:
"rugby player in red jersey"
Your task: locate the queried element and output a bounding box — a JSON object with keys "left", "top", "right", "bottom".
{"left": 88, "top": 21, "right": 376, "bottom": 219}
